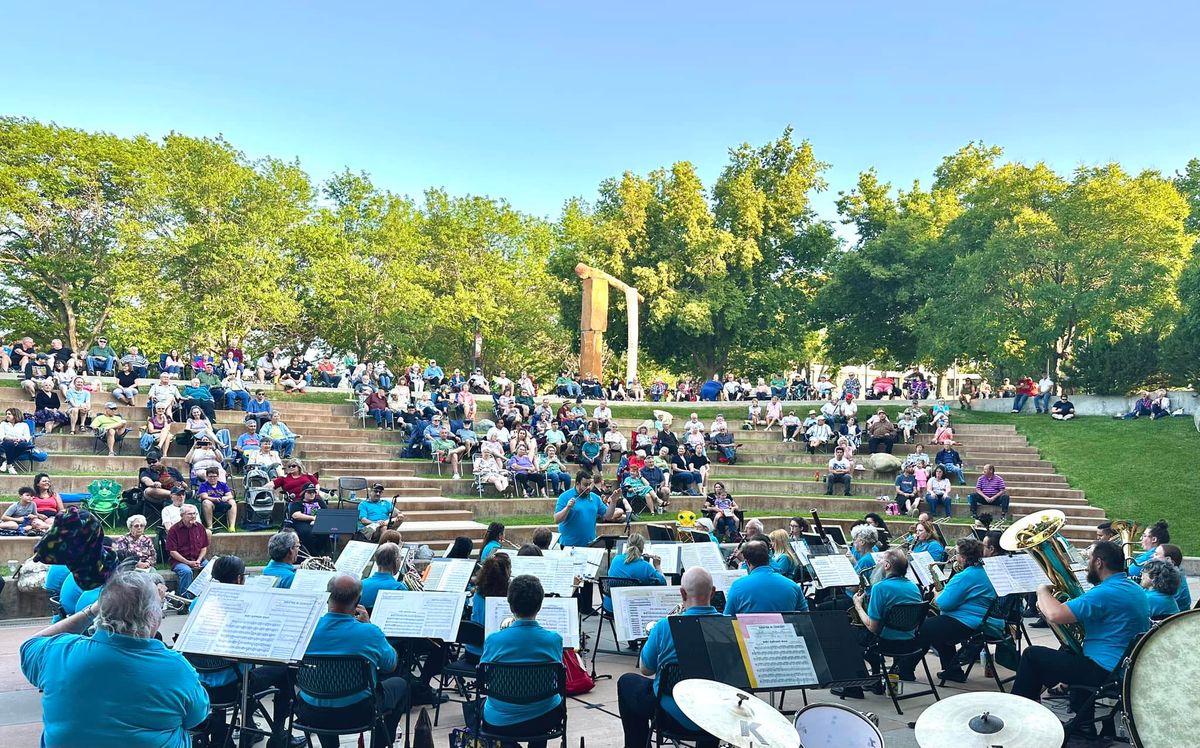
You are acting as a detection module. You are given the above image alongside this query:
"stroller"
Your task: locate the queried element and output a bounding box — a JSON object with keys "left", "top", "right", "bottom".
{"left": 242, "top": 466, "right": 277, "bottom": 530}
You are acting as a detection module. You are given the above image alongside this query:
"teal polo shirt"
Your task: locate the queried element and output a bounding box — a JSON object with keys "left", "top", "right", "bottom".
{"left": 262, "top": 560, "right": 296, "bottom": 589}
{"left": 770, "top": 553, "right": 797, "bottom": 578}
{"left": 1175, "top": 572, "right": 1192, "bottom": 611}
{"left": 724, "top": 566, "right": 808, "bottom": 614}
{"left": 46, "top": 564, "right": 70, "bottom": 595}
{"left": 22, "top": 630, "right": 210, "bottom": 747}
{"left": 300, "top": 612, "right": 397, "bottom": 707}
{"left": 1128, "top": 548, "right": 1154, "bottom": 578}
{"left": 1066, "top": 572, "right": 1150, "bottom": 671}
{"left": 1145, "top": 589, "right": 1179, "bottom": 618}
{"left": 59, "top": 573, "right": 84, "bottom": 615}
{"left": 361, "top": 571, "right": 407, "bottom": 609}
{"left": 467, "top": 596, "right": 488, "bottom": 657}
{"left": 480, "top": 541, "right": 502, "bottom": 562}
{"left": 358, "top": 498, "right": 393, "bottom": 524}
{"left": 640, "top": 605, "right": 721, "bottom": 730}
{"left": 935, "top": 564, "right": 996, "bottom": 630}
{"left": 555, "top": 488, "right": 607, "bottom": 548}
{"left": 480, "top": 619, "right": 563, "bottom": 726}
{"left": 603, "top": 554, "right": 667, "bottom": 612}
{"left": 867, "top": 576, "right": 923, "bottom": 639}
{"left": 911, "top": 539, "right": 945, "bottom": 562}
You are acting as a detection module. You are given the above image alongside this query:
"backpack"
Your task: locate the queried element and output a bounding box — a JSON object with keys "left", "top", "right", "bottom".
{"left": 563, "top": 648, "right": 595, "bottom": 695}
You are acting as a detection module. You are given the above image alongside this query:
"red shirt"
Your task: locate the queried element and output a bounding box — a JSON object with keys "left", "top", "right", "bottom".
{"left": 273, "top": 472, "right": 319, "bottom": 499}
{"left": 166, "top": 521, "right": 209, "bottom": 561}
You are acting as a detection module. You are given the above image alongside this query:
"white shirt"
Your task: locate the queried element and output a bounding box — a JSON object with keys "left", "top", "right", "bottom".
{"left": 723, "top": 380, "right": 740, "bottom": 395}
{"left": 1038, "top": 377, "right": 1054, "bottom": 394}
{"left": 683, "top": 419, "right": 706, "bottom": 434}
{"left": 820, "top": 401, "right": 838, "bottom": 419}
{"left": 148, "top": 383, "right": 180, "bottom": 402}
{"left": 0, "top": 421, "right": 32, "bottom": 441}
{"left": 828, "top": 457, "right": 852, "bottom": 472}
{"left": 161, "top": 504, "right": 182, "bottom": 530}
{"left": 807, "top": 424, "right": 833, "bottom": 441}
{"left": 486, "top": 426, "right": 510, "bottom": 444}
{"left": 781, "top": 415, "right": 800, "bottom": 427}
{"left": 927, "top": 477, "right": 952, "bottom": 497}
{"left": 593, "top": 406, "right": 612, "bottom": 421}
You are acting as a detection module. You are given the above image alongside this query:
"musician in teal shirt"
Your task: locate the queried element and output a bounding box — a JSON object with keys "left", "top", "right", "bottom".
{"left": 1128, "top": 520, "right": 1169, "bottom": 578}
{"left": 468, "top": 553, "right": 512, "bottom": 662}
{"left": 910, "top": 520, "right": 946, "bottom": 562}
{"left": 21, "top": 570, "right": 210, "bottom": 748}
{"left": 909, "top": 537, "right": 995, "bottom": 682}
{"left": 479, "top": 575, "right": 564, "bottom": 743}
{"left": 1013, "top": 541, "right": 1149, "bottom": 721}
{"left": 768, "top": 529, "right": 800, "bottom": 578}
{"left": 296, "top": 574, "right": 409, "bottom": 748}
{"left": 1139, "top": 558, "right": 1182, "bottom": 618}
{"left": 618, "top": 567, "right": 720, "bottom": 748}
{"left": 480, "top": 521, "right": 506, "bottom": 562}
{"left": 1155, "top": 543, "right": 1192, "bottom": 610}
{"left": 862, "top": 552, "right": 924, "bottom": 640}
{"left": 360, "top": 542, "right": 407, "bottom": 609}
{"left": 262, "top": 531, "right": 299, "bottom": 589}
{"left": 553, "top": 471, "right": 623, "bottom": 548}
{"left": 604, "top": 533, "right": 667, "bottom": 612}
{"left": 723, "top": 541, "right": 809, "bottom": 613}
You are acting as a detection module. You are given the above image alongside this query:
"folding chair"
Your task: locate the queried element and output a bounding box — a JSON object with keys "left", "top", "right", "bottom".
{"left": 1051, "top": 636, "right": 1144, "bottom": 744}
{"left": 92, "top": 427, "right": 128, "bottom": 455}
{"left": 185, "top": 653, "right": 280, "bottom": 748}
{"left": 474, "top": 661, "right": 567, "bottom": 748}
{"left": 650, "top": 662, "right": 710, "bottom": 748}
{"left": 85, "top": 479, "right": 125, "bottom": 529}
{"left": 433, "top": 621, "right": 484, "bottom": 726}
{"left": 293, "top": 655, "right": 399, "bottom": 748}
{"left": 959, "top": 594, "right": 1026, "bottom": 691}
{"left": 335, "top": 476, "right": 369, "bottom": 509}
{"left": 863, "top": 601, "right": 941, "bottom": 715}
{"left": 591, "top": 576, "right": 648, "bottom": 672}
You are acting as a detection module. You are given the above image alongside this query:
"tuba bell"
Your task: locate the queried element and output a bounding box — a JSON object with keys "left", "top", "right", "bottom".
{"left": 1109, "top": 520, "right": 1140, "bottom": 571}
{"left": 1000, "top": 510, "right": 1086, "bottom": 655}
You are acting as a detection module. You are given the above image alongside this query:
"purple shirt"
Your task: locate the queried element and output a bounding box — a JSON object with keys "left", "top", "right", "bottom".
{"left": 975, "top": 473, "right": 1007, "bottom": 497}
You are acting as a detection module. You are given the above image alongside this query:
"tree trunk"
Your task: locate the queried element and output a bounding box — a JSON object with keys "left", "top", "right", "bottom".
{"left": 62, "top": 296, "right": 79, "bottom": 352}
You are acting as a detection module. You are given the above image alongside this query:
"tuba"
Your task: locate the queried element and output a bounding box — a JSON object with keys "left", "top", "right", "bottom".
{"left": 1109, "top": 520, "right": 1140, "bottom": 570}
{"left": 1000, "top": 510, "right": 1086, "bottom": 655}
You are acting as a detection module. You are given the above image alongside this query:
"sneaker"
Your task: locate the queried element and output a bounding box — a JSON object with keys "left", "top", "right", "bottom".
{"left": 937, "top": 669, "right": 968, "bottom": 683}
{"left": 452, "top": 472, "right": 461, "bottom": 480}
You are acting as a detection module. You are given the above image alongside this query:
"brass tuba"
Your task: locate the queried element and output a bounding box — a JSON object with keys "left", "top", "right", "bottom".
{"left": 1109, "top": 520, "right": 1140, "bottom": 570}
{"left": 1000, "top": 510, "right": 1086, "bottom": 655}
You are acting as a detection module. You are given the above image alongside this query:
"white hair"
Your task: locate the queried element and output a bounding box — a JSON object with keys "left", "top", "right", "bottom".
{"left": 125, "top": 514, "right": 147, "bottom": 528}
{"left": 851, "top": 524, "right": 879, "bottom": 546}
{"left": 94, "top": 570, "right": 163, "bottom": 638}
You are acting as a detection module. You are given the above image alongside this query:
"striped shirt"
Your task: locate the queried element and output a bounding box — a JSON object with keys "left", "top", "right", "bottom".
{"left": 975, "top": 473, "right": 1007, "bottom": 496}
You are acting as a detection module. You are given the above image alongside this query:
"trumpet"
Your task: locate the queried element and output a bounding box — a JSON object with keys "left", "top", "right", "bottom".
{"left": 164, "top": 591, "right": 192, "bottom": 613}
{"left": 298, "top": 549, "right": 336, "bottom": 571}
{"left": 645, "top": 602, "right": 685, "bottom": 634}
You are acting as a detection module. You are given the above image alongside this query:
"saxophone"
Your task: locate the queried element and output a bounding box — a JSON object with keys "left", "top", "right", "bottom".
{"left": 847, "top": 571, "right": 871, "bottom": 626}
{"left": 1000, "top": 510, "right": 1086, "bottom": 655}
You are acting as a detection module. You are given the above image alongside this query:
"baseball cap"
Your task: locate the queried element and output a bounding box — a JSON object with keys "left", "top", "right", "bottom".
{"left": 302, "top": 482, "right": 318, "bottom": 492}
{"left": 105, "top": 402, "right": 119, "bottom": 410}
{"left": 170, "top": 485, "right": 187, "bottom": 495}
{"left": 371, "top": 482, "right": 385, "bottom": 491}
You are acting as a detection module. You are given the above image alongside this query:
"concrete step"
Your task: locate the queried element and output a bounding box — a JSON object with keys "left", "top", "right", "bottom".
{"left": 708, "top": 464, "right": 1067, "bottom": 485}
{"left": 0, "top": 473, "right": 450, "bottom": 495}
{"left": 691, "top": 477, "right": 1087, "bottom": 501}
{"left": 0, "top": 393, "right": 357, "bottom": 416}
{"left": 608, "top": 416, "right": 1018, "bottom": 434}
{"left": 17, "top": 453, "right": 418, "bottom": 477}
{"left": 727, "top": 451, "right": 1058, "bottom": 472}
{"left": 29, "top": 434, "right": 403, "bottom": 460}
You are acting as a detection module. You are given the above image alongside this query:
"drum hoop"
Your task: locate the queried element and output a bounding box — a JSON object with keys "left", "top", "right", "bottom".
{"left": 1121, "top": 608, "right": 1200, "bottom": 746}
{"left": 793, "top": 700, "right": 883, "bottom": 739}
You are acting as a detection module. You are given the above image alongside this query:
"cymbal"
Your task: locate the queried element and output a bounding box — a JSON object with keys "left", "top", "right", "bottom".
{"left": 914, "top": 692, "right": 1063, "bottom": 748}
{"left": 674, "top": 679, "right": 800, "bottom": 748}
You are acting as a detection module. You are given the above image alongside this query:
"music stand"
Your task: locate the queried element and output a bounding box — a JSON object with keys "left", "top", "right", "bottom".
{"left": 313, "top": 508, "right": 359, "bottom": 536}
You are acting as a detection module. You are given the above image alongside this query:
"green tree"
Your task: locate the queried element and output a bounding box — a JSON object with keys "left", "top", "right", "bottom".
{"left": 835, "top": 168, "right": 898, "bottom": 245}
{"left": 1162, "top": 158, "right": 1200, "bottom": 385}
{"left": 0, "top": 117, "right": 156, "bottom": 349}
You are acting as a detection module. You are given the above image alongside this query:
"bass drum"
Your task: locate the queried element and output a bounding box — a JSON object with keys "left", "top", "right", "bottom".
{"left": 1123, "top": 608, "right": 1200, "bottom": 747}
{"left": 793, "top": 702, "right": 883, "bottom": 748}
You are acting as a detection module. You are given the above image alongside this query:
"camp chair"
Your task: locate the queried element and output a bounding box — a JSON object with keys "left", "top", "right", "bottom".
{"left": 85, "top": 479, "right": 125, "bottom": 529}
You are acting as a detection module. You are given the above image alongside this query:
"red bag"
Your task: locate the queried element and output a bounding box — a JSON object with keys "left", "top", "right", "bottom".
{"left": 563, "top": 648, "right": 595, "bottom": 695}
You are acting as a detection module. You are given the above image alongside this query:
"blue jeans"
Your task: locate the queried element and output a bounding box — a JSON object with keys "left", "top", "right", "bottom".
{"left": 226, "top": 390, "right": 251, "bottom": 410}
{"left": 1034, "top": 391, "right": 1052, "bottom": 412}
{"left": 173, "top": 559, "right": 208, "bottom": 595}
{"left": 927, "top": 493, "right": 952, "bottom": 517}
{"left": 370, "top": 408, "right": 394, "bottom": 427}
{"left": 86, "top": 356, "right": 114, "bottom": 375}
{"left": 318, "top": 371, "right": 339, "bottom": 387}
{"left": 546, "top": 471, "right": 571, "bottom": 494}
{"left": 938, "top": 462, "right": 966, "bottom": 484}
{"left": 1011, "top": 393, "right": 1029, "bottom": 412}
{"left": 379, "top": 375, "right": 392, "bottom": 390}
{"left": 272, "top": 438, "right": 296, "bottom": 458}
{"left": 717, "top": 446, "right": 736, "bottom": 464}
{"left": 131, "top": 366, "right": 149, "bottom": 379}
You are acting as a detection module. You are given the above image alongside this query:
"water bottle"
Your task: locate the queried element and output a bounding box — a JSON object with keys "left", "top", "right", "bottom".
{"left": 349, "top": 491, "right": 357, "bottom": 503}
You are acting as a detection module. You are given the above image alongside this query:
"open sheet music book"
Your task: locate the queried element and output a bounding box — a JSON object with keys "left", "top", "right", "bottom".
{"left": 733, "top": 613, "right": 820, "bottom": 689}
{"left": 335, "top": 540, "right": 379, "bottom": 577}
{"left": 186, "top": 556, "right": 221, "bottom": 597}
{"left": 809, "top": 554, "right": 860, "bottom": 588}
{"left": 610, "top": 585, "right": 681, "bottom": 642}
{"left": 644, "top": 543, "right": 682, "bottom": 575}
{"left": 506, "top": 556, "right": 579, "bottom": 597}
{"left": 483, "top": 596, "right": 580, "bottom": 649}
{"left": 371, "top": 590, "right": 467, "bottom": 641}
{"left": 175, "top": 582, "right": 326, "bottom": 663}
{"left": 905, "top": 550, "right": 937, "bottom": 588}
{"left": 291, "top": 568, "right": 338, "bottom": 595}
{"left": 245, "top": 575, "right": 280, "bottom": 589}
{"left": 983, "top": 554, "right": 1053, "bottom": 596}
{"left": 563, "top": 546, "right": 606, "bottom": 580}
{"left": 423, "top": 559, "right": 476, "bottom": 591}
{"left": 710, "top": 568, "right": 747, "bottom": 592}
{"left": 679, "top": 542, "right": 726, "bottom": 574}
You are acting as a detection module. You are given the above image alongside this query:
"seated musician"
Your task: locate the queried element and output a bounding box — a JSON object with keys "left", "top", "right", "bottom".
{"left": 466, "top": 554, "right": 512, "bottom": 664}
{"left": 1095, "top": 521, "right": 1118, "bottom": 542}
{"left": 361, "top": 542, "right": 407, "bottom": 609}
{"left": 850, "top": 524, "right": 880, "bottom": 572}
{"left": 1129, "top": 520, "right": 1169, "bottom": 577}
{"left": 358, "top": 483, "right": 403, "bottom": 542}
{"left": 724, "top": 540, "right": 809, "bottom": 613}
{"left": 788, "top": 516, "right": 812, "bottom": 540}
{"left": 905, "top": 537, "right": 996, "bottom": 683}
{"left": 618, "top": 567, "right": 720, "bottom": 748}
{"left": 480, "top": 521, "right": 507, "bottom": 562}
{"left": 478, "top": 575, "right": 565, "bottom": 748}
{"left": 1154, "top": 543, "right": 1191, "bottom": 610}
{"left": 298, "top": 573, "right": 410, "bottom": 748}
{"left": 835, "top": 549, "right": 923, "bottom": 699}
{"left": 909, "top": 519, "right": 946, "bottom": 562}
{"left": 531, "top": 526, "right": 553, "bottom": 551}
{"left": 768, "top": 529, "right": 801, "bottom": 577}
{"left": 1139, "top": 558, "right": 1182, "bottom": 618}
{"left": 20, "top": 569, "right": 210, "bottom": 746}
{"left": 199, "top": 556, "right": 300, "bottom": 748}
{"left": 604, "top": 533, "right": 667, "bottom": 613}
{"left": 1012, "top": 541, "right": 1149, "bottom": 724}
{"left": 262, "top": 530, "right": 300, "bottom": 589}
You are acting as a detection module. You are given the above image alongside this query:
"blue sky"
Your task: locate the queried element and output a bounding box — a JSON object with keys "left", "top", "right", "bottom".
{"left": 4, "top": 2, "right": 1198, "bottom": 231}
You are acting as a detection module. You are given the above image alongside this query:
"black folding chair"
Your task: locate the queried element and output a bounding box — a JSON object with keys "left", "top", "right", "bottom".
{"left": 592, "top": 576, "right": 648, "bottom": 672}
{"left": 474, "top": 661, "right": 567, "bottom": 748}
{"left": 293, "top": 655, "right": 398, "bottom": 748}
{"left": 863, "top": 601, "right": 941, "bottom": 715}
{"left": 650, "top": 662, "right": 710, "bottom": 748}
{"left": 185, "top": 653, "right": 278, "bottom": 748}
{"left": 1052, "top": 636, "right": 1144, "bottom": 744}
{"left": 960, "top": 594, "right": 1025, "bottom": 691}
{"left": 433, "top": 622, "right": 485, "bottom": 726}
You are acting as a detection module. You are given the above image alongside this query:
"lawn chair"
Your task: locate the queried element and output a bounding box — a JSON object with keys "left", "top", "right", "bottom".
{"left": 85, "top": 479, "right": 125, "bottom": 529}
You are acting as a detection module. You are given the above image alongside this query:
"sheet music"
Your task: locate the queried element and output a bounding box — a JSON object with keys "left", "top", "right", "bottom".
{"left": 291, "top": 569, "right": 337, "bottom": 595}
{"left": 186, "top": 556, "right": 220, "bottom": 597}
{"left": 371, "top": 590, "right": 467, "bottom": 641}
{"left": 483, "top": 596, "right": 580, "bottom": 649}
{"left": 335, "top": 540, "right": 378, "bottom": 576}
{"left": 611, "top": 585, "right": 681, "bottom": 641}
{"left": 245, "top": 575, "right": 280, "bottom": 589}
{"left": 907, "top": 551, "right": 937, "bottom": 588}
{"left": 644, "top": 544, "right": 682, "bottom": 575}
{"left": 735, "top": 615, "right": 819, "bottom": 689}
{"left": 508, "top": 556, "right": 579, "bottom": 597}
{"left": 790, "top": 540, "right": 811, "bottom": 564}
{"left": 679, "top": 542, "right": 726, "bottom": 573}
{"left": 423, "top": 559, "right": 476, "bottom": 591}
{"left": 175, "top": 582, "right": 326, "bottom": 663}
{"left": 809, "top": 555, "right": 860, "bottom": 588}
{"left": 1075, "top": 570, "right": 1094, "bottom": 592}
{"left": 564, "top": 546, "right": 606, "bottom": 580}
{"left": 710, "top": 568, "right": 747, "bottom": 592}
{"left": 983, "top": 554, "right": 1052, "bottom": 596}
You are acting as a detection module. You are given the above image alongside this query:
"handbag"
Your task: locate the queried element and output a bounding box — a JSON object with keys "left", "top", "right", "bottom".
{"left": 563, "top": 648, "right": 595, "bottom": 695}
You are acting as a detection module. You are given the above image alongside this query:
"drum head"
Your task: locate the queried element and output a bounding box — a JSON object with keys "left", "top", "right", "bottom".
{"left": 794, "top": 702, "right": 883, "bottom": 747}
{"left": 1124, "top": 609, "right": 1200, "bottom": 748}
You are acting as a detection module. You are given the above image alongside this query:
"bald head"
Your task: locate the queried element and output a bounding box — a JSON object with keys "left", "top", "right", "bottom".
{"left": 326, "top": 573, "right": 363, "bottom": 612}
{"left": 680, "top": 567, "right": 714, "bottom": 609}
